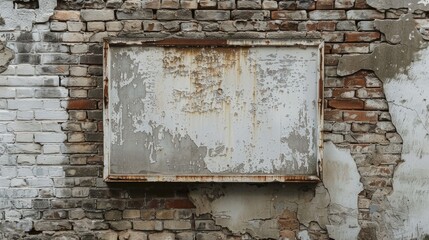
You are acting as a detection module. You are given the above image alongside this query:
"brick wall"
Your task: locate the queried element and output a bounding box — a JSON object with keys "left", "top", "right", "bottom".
{"left": 0, "top": 0, "right": 425, "bottom": 239}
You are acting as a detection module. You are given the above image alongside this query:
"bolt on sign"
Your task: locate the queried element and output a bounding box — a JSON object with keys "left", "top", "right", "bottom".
{"left": 103, "top": 38, "right": 324, "bottom": 182}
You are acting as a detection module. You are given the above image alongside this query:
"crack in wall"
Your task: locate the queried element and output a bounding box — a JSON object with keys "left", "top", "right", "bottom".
{"left": 338, "top": 12, "right": 429, "bottom": 240}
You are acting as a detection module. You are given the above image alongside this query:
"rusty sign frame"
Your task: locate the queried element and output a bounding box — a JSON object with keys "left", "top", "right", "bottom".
{"left": 103, "top": 38, "right": 324, "bottom": 183}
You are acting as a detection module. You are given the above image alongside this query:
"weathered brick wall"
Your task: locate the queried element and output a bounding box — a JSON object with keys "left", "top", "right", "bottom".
{"left": 0, "top": 0, "right": 428, "bottom": 239}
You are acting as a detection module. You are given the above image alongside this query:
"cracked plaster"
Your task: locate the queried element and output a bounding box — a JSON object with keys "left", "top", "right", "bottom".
{"left": 338, "top": 13, "right": 429, "bottom": 240}
{"left": 188, "top": 142, "right": 362, "bottom": 239}
{"left": 0, "top": 0, "right": 57, "bottom": 31}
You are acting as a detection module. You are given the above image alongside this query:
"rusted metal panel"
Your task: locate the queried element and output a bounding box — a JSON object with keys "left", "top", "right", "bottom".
{"left": 103, "top": 38, "right": 324, "bottom": 182}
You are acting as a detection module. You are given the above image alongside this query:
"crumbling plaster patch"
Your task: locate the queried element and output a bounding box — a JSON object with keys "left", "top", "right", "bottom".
{"left": 367, "top": 0, "right": 429, "bottom": 11}
{"left": 338, "top": 13, "right": 429, "bottom": 240}
{"left": 189, "top": 142, "right": 362, "bottom": 240}
{"left": 0, "top": 0, "right": 56, "bottom": 31}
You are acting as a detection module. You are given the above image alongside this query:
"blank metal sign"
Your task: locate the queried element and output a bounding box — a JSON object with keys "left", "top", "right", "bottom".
{"left": 103, "top": 38, "right": 324, "bottom": 182}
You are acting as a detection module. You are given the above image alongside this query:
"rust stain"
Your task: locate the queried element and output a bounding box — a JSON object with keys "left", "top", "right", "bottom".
{"left": 106, "top": 174, "right": 321, "bottom": 182}
{"left": 104, "top": 77, "right": 109, "bottom": 107}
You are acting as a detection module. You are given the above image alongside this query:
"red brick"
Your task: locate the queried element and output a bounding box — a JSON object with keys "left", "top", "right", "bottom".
{"left": 279, "top": 21, "right": 299, "bottom": 31}
{"left": 331, "top": 43, "right": 369, "bottom": 53}
{"left": 343, "top": 110, "right": 378, "bottom": 122}
{"left": 345, "top": 32, "right": 380, "bottom": 42}
{"left": 317, "top": 21, "right": 336, "bottom": 31}
{"left": 324, "top": 110, "right": 343, "bottom": 121}
{"left": 66, "top": 100, "right": 98, "bottom": 110}
{"left": 165, "top": 199, "right": 195, "bottom": 209}
{"left": 344, "top": 74, "right": 366, "bottom": 87}
{"left": 316, "top": 0, "right": 334, "bottom": 9}
{"left": 354, "top": 0, "right": 369, "bottom": 8}
{"left": 332, "top": 88, "right": 356, "bottom": 98}
{"left": 328, "top": 99, "right": 364, "bottom": 109}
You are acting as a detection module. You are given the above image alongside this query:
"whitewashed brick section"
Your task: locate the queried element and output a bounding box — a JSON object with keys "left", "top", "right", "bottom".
{"left": 34, "top": 133, "right": 67, "bottom": 143}
{"left": 35, "top": 110, "right": 68, "bottom": 120}
{"left": 0, "top": 76, "right": 59, "bottom": 87}
{"left": 0, "top": 110, "right": 16, "bottom": 120}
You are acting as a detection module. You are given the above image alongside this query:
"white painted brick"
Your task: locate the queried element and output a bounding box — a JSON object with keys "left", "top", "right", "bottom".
{"left": 16, "top": 88, "right": 35, "bottom": 98}
{"left": 17, "top": 155, "right": 36, "bottom": 165}
{"left": 0, "top": 100, "right": 7, "bottom": 108}
{"left": 1, "top": 166, "right": 17, "bottom": 177}
{"left": 35, "top": 88, "right": 68, "bottom": 98}
{"left": 0, "top": 134, "right": 15, "bottom": 143}
{"left": 8, "top": 100, "right": 43, "bottom": 110}
{"left": 17, "top": 167, "right": 34, "bottom": 177}
{"left": 0, "top": 123, "right": 7, "bottom": 133}
{"left": 70, "top": 67, "right": 87, "bottom": 77}
{"left": 0, "top": 110, "right": 16, "bottom": 120}
{"left": 8, "top": 122, "right": 42, "bottom": 132}
{"left": 16, "top": 65, "right": 36, "bottom": 76}
{"left": 0, "top": 178, "right": 10, "bottom": 187}
{"left": 50, "top": 21, "right": 68, "bottom": 31}
{"left": 70, "top": 44, "right": 88, "bottom": 54}
{"left": 16, "top": 133, "right": 34, "bottom": 142}
{"left": 35, "top": 110, "right": 68, "bottom": 120}
{"left": 5, "top": 210, "right": 21, "bottom": 221}
{"left": 43, "top": 144, "right": 61, "bottom": 154}
{"left": 49, "top": 167, "right": 64, "bottom": 177}
{"left": 67, "top": 21, "right": 85, "bottom": 32}
{"left": 1, "top": 66, "right": 16, "bottom": 75}
{"left": 63, "top": 32, "right": 84, "bottom": 42}
{"left": 81, "top": 9, "right": 115, "bottom": 21}
{"left": 33, "top": 167, "right": 49, "bottom": 177}
{"left": 0, "top": 87, "right": 16, "bottom": 98}
{"left": 61, "top": 77, "right": 96, "bottom": 87}
{"left": 43, "top": 100, "right": 62, "bottom": 109}
{"left": 0, "top": 76, "right": 59, "bottom": 87}
{"left": 11, "top": 179, "right": 27, "bottom": 187}
{"left": 6, "top": 189, "right": 38, "bottom": 198}
{"left": 42, "top": 122, "right": 62, "bottom": 132}
{"left": 7, "top": 144, "right": 42, "bottom": 154}
{"left": 36, "top": 154, "right": 68, "bottom": 165}
{"left": 26, "top": 178, "right": 53, "bottom": 187}
{"left": 70, "top": 90, "right": 87, "bottom": 98}
{"left": 17, "top": 111, "right": 34, "bottom": 120}
{"left": 87, "top": 22, "right": 105, "bottom": 31}
{"left": 34, "top": 133, "right": 67, "bottom": 143}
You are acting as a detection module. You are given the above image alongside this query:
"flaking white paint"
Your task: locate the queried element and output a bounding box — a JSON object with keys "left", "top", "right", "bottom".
{"left": 323, "top": 142, "right": 363, "bottom": 240}
{"left": 106, "top": 44, "right": 321, "bottom": 176}
{"left": 381, "top": 46, "right": 429, "bottom": 239}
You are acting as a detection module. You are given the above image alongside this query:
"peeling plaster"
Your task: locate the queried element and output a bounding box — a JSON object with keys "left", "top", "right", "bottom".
{"left": 188, "top": 142, "right": 362, "bottom": 239}
{"left": 0, "top": 0, "right": 56, "bottom": 31}
{"left": 338, "top": 13, "right": 429, "bottom": 240}
{"left": 367, "top": 0, "right": 429, "bottom": 11}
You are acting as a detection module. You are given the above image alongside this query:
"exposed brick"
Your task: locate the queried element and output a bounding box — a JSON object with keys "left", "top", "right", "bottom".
{"left": 343, "top": 110, "right": 378, "bottom": 122}
{"left": 345, "top": 32, "right": 380, "bottom": 42}
{"left": 328, "top": 99, "right": 364, "bottom": 110}
{"left": 65, "top": 99, "right": 98, "bottom": 110}
{"left": 51, "top": 11, "right": 81, "bottom": 21}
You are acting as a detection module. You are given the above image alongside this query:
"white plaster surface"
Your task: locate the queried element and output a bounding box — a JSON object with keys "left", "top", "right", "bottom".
{"left": 0, "top": 0, "right": 56, "bottom": 31}
{"left": 323, "top": 142, "right": 363, "bottom": 240}
{"left": 381, "top": 46, "right": 429, "bottom": 239}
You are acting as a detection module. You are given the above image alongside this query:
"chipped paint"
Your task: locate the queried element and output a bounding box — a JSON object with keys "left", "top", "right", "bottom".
{"left": 338, "top": 13, "right": 429, "bottom": 239}
{"left": 104, "top": 39, "right": 323, "bottom": 181}
{"left": 188, "top": 142, "right": 362, "bottom": 239}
